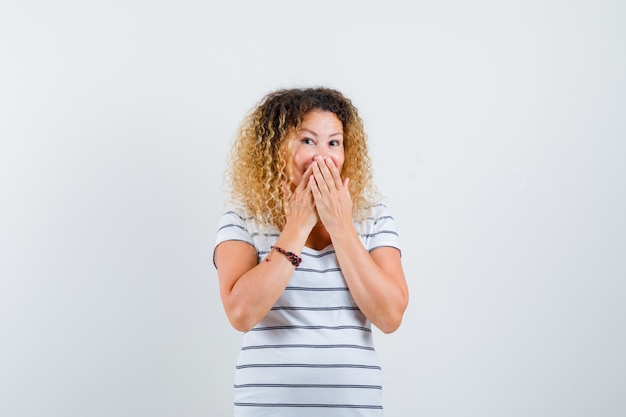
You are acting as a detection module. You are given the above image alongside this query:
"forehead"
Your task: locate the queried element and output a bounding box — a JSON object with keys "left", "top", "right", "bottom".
{"left": 298, "top": 110, "right": 343, "bottom": 132}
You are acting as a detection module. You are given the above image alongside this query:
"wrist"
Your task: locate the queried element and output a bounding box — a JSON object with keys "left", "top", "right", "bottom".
{"left": 267, "top": 246, "right": 302, "bottom": 267}
{"left": 326, "top": 221, "right": 358, "bottom": 244}
{"left": 283, "top": 216, "right": 316, "bottom": 238}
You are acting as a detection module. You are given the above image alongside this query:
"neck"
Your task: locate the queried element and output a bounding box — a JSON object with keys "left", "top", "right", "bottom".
{"left": 305, "top": 225, "right": 331, "bottom": 250}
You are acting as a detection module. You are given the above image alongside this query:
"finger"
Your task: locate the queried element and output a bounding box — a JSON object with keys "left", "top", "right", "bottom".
{"left": 308, "top": 174, "right": 319, "bottom": 195}
{"left": 309, "top": 175, "right": 324, "bottom": 207}
{"left": 303, "top": 173, "right": 315, "bottom": 199}
{"left": 312, "top": 160, "right": 331, "bottom": 194}
{"left": 323, "top": 157, "right": 344, "bottom": 189}
{"left": 294, "top": 163, "right": 315, "bottom": 194}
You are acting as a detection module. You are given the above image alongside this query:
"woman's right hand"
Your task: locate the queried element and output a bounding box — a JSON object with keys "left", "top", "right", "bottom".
{"left": 283, "top": 163, "right": 319, "bottom": 232}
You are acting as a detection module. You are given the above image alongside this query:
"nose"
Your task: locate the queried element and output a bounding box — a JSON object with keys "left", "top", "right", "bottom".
{"left": 314, "top": 148, "right": 329, "bottom": 159}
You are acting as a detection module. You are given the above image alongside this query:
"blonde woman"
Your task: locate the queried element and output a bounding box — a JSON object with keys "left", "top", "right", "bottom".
{"left": 214, "top": 87, "right": 408, "bottom": 416}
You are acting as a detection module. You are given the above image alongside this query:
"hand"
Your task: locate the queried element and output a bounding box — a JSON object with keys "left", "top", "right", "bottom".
{"left": 284, "top": 163, "right": 319, "bottom": 231}
{"left": 309, "top": 156, "right": 353, "bottom": 232}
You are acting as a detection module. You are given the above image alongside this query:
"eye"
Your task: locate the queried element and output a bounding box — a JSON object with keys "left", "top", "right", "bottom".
{"left": 329, "top": 140, "right": 341, "bottom": 147}
{"left": 301, "top": 138, "right": 314, "bottom": 145}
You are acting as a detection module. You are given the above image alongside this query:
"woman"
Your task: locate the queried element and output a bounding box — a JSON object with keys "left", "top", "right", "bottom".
{"left": 214, "top": 87, "right": 408, "bottom": 416}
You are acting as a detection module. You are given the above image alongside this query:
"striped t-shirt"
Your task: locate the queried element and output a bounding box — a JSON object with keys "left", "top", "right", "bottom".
{"left": 215, "top": 204, "right": 401, "bottom": 417}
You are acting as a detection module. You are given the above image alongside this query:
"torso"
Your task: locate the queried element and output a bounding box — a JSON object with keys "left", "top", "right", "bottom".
{"left": 214, "top": 204, "right": 401, "bottom": 416}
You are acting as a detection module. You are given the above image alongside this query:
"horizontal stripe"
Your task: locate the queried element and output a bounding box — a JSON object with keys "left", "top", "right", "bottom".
{"left": 223, "top": 211, "right": 254, "bottom": 221}
{"left": 235, "top": 402, "right": 383, "bottom": 409}
{"left": 236, "top": 363, "right": 381, "bottom": 370}
{"left": 270, "top": 306, "right": 359, "bottom": 311}
{"left": 261, "top": 247, "right": 337, "bottom": 258}
{"left": 251, "top": 325, "right": 371, "bottom": 332}
{"left": 301, "top": 250, "right": 336, "bottom": 258}
{"left": 294, "top": 267, "right": 342, "bottom": 274}
{"left": 234, "top": 383, "right": 381, "bottom": 389}
{"left": 359, "top": 230, "right": 399, "bottom": 238}
{"left": 373, "top": 215, "right": 394, "bottom": 224}
{"left": 216, "top": 223, "right": 247, "bottom": 233}
{"left": 241, "top": 344, "right": 374, "bottom": 350}
{"left": 250, "top": 232, "right": 280, "bottom": 238}
{"left": 284, "top": 286, "right": 348, "bottom": 291}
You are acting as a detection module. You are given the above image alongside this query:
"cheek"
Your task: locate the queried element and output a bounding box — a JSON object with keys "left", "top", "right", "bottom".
{"left": 293, "top": 148, "right": 313, "bottom": 164}
{"left": 333, "top": 153, "right": 345, "bottom": 171}
{"left": 289, "top": 153, "right": 310, "bottom": 185}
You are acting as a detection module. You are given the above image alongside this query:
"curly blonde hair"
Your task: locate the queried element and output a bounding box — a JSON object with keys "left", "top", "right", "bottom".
{"left": 225, "top": 87, "right": 378, "bottom": 229}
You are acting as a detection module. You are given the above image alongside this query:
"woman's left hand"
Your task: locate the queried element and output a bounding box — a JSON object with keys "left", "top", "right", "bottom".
{"left": 309, "top": 156, "right": 353, "bottom": 232}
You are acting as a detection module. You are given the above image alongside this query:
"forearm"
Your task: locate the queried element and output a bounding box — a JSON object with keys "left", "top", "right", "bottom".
{"left": 222, "top": 224, "right": 310, "bottom": 331}
{"left": 330, "top": 226, "right": 408, "bottom": 333}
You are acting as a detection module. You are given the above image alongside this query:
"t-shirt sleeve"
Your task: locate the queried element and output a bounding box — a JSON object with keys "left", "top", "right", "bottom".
{"left": 368, "top": 205, "right": 402, "bottom": 253}
{"left": 213, "top": 210, "right": 256, "bottom": 267}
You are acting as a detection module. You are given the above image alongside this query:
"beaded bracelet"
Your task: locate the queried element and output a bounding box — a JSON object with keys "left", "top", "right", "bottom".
{"left": 266, "top": 245, "right": 302, "bottom": 267}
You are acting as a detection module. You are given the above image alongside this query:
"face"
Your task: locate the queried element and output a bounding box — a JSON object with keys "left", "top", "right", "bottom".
{"left": 286, "top": 110, "right": 345, "bottom": 186}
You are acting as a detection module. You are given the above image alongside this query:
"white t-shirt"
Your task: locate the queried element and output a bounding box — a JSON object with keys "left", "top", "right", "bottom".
{"left": 215, "top": 204, "right": 401, "bottom": 417}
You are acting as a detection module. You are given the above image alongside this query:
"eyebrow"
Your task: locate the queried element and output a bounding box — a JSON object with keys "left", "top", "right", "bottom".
{"left": 299, "top": 128, "right": 343, "bottom": 138}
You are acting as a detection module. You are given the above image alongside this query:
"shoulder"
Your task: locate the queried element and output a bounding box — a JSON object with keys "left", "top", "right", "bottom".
{"left": 215, "top": 207, "right": 257, "bottom": 245}
{"left": 215, "top": 206, "right": 280, "bottom": 250}
{"left": 355, "top": 203, "right": 396, "bottom": 229}
{"left": 354, "top": 203, "right": 401, "bottom": 252}
{"left": 217, "top": 207, "right": 254, "bottom": 229}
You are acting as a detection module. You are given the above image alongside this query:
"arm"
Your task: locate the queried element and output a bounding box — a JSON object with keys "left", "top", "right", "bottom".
{"left": 329, "top": 233, "right": 408, "bottom": 333}
{"left": 310, "top": 156, "right": 409, "bottom": 333}
{"left": 215, "top": 166, "right": 319, "bottom": 332}
{"left": 215, "top": 226, "right": 308, "bottom": 332}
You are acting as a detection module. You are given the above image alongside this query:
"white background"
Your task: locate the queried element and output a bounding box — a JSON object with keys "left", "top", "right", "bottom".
{"left": 1, "top": 1, "right": 625, "bottom": 416}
